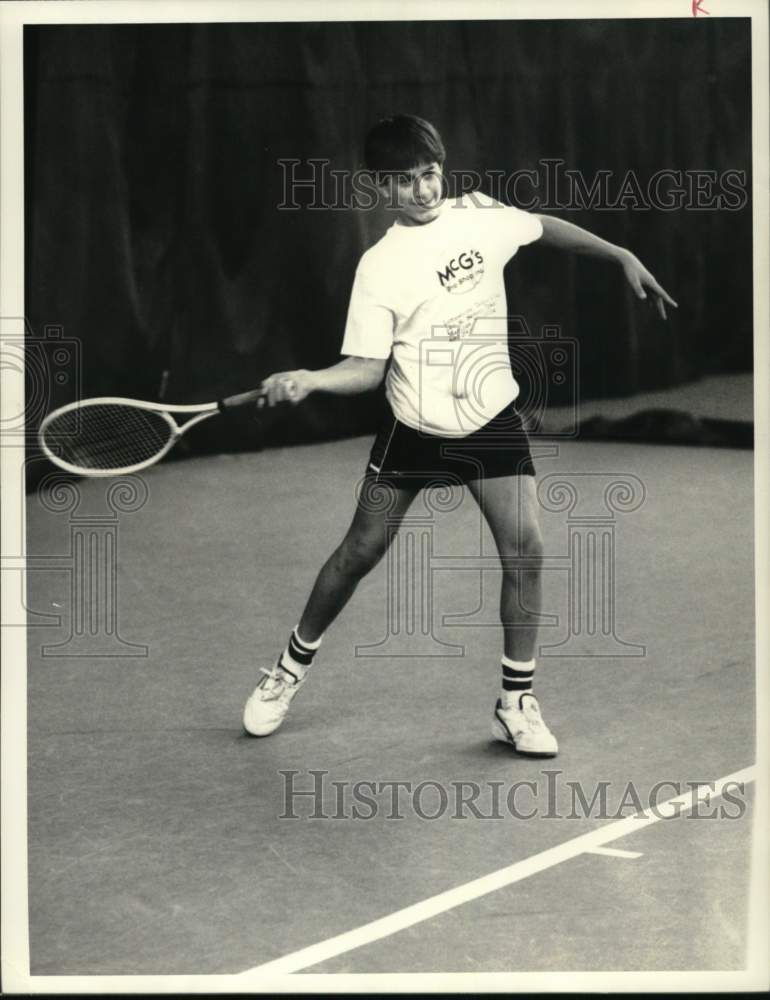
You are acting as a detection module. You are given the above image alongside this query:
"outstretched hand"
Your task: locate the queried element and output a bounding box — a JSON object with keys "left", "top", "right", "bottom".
{"left": 619, "top": 251, "right": 678, "bottom": 320}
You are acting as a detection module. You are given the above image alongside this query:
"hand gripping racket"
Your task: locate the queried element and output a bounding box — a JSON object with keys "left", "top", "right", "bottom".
{"left": 38, "top": 387, "right": 271, "bottom": 477}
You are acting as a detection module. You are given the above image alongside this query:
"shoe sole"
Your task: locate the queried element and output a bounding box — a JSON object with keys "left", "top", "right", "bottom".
{"left": 242, "top": 707, "right": 283, "bottom": 738}
{"left": 491, "top": 717, "right": 559, "bottom": 758}
{"left": 243, "top": 726, "right": 276, "bottom": 738}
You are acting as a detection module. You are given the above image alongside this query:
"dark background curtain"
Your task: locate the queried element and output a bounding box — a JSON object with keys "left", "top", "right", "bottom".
{"left": 24, "top": 18, "right": 752, "bottom": 475}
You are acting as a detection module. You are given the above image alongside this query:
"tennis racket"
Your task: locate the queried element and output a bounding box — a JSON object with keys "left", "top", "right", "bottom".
{"left": 38, "top": 386, "right": 279, "bottom": 477}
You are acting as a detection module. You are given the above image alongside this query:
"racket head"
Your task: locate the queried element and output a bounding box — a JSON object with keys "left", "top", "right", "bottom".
{"left": 39, "top": 397, "right": 184, "bottom": 476}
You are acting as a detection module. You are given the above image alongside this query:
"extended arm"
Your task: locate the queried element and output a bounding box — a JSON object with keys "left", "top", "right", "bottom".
{"left": 261, "top": 355, "right": 388, "bottom": 407}
{"left": 534, "top": 214, "right": 678, "bottom": 320}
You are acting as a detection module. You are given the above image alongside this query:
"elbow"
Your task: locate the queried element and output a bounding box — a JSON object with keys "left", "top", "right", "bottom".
{"left": 363, "top": 357, "right": 388, "bottom": 390}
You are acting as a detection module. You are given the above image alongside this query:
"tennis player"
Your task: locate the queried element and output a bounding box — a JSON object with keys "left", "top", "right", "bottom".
{"left": 243, "top": 115, "right": 676, "bottom": 756}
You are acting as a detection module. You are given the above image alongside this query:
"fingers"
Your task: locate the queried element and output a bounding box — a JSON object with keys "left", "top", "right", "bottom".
{"left": 635, "top": 268, "right": 679, "bottom": 320}
{"left": 658, "top": 286, "right": 678, "bottom": 309}
{"left": 646, "top": 282, "right": 677, "bottom": 321}
{"left": 260, "top": 373, "right": 300, "bottom": 407}
{"left": 259, "top": 377, "right": 276, "bottom": 407}
{"left": 639, "top": 288, "right": 669, "bottom": 321}
{"left": 645, "top": 275, "right": 678, "bottom": 310}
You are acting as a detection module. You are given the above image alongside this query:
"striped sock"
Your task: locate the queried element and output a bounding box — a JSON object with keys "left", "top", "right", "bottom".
{"left": 279, "top": 626, "right": 322, "bottom": 680}
{"left": 501, "top": 655, "right": 535, "bottom": 709}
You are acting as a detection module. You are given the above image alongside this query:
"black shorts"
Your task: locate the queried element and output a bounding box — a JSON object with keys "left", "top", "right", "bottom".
{"left": 365, "top": 400, "right": 535, "bottom": 490}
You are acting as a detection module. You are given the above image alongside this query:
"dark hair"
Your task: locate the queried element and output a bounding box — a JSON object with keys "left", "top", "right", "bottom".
{"left": 364, "top": 115, "right": 446, "bottom": 180}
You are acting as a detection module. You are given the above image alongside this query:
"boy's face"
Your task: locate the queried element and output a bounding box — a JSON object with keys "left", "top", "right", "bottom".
{"left": 381, "top": 161, "right": 445, "bottom": 226}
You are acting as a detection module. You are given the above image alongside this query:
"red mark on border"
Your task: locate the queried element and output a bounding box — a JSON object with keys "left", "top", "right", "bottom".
{"left": 692, "top": 0, "right": 710, "bottom": 15}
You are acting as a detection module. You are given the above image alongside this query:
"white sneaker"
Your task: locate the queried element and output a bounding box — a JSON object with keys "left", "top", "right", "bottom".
{"left": 492, "top": 693, "right": 558, "bottom": 757}
{"left": 243, "top": 660, "right": 307, "bottom": 736}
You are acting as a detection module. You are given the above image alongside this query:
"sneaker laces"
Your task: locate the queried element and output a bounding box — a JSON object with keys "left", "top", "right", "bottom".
{"left": 521, "top": 698, "right": 547, "bottom": 731}
{"left": 255, "top": 662, "right": 297, "bottom": 701}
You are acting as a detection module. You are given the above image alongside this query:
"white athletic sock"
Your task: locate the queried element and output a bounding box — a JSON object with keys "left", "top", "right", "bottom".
{"left": 279, "top": 625, "right": 322, "bottom": 679}
{"left": 501, "top": 656, "right": 535, "bottom": 709}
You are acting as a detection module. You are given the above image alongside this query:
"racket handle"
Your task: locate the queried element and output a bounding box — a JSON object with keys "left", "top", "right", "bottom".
{"left": 218, "top": 388, "right": 267, "bottom": 412}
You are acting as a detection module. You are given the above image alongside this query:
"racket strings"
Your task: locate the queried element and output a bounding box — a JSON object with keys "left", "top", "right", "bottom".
{"left": 42, "top": 404, "right": 174, "bottom": 471}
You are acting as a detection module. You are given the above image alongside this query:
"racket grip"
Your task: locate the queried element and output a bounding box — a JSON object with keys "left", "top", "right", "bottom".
{"left": 218, "top": 388, "right": 267, "bottom": 412}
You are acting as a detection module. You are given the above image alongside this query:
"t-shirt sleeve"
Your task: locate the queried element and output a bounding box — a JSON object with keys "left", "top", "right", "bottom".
{"left": 471, "top": 192, "right": 543, "bottom": 258}
{"left": 339, "top": 263, "right": 394, "bottom": 360}
{"left": 504, "top": 204, "right": 543, "bottom": 246}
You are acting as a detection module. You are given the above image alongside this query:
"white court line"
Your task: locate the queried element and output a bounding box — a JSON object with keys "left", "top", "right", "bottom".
{"left": 586, "top": 846, "right": 643, "bottom": 859}
{"left": 238, "top": 765, "right": 755, "bottom": 978}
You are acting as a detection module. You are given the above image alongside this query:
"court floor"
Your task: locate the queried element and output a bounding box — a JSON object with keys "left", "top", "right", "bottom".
{"left": 23, "top": 430, "right": 756, "bottom": 977}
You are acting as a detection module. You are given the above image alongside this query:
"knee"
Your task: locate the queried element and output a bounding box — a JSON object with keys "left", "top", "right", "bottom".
{"left": 500, "top": 523, "right": 544, "bottom": 576}
{"left": 333, "top": 531, "right": 387, "bottom": 579}
{"left": 522, "top": 524, "right": 544, "bottom": 561}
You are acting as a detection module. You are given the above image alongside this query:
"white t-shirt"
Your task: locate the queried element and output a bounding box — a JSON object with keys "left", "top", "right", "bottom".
{"left": 340, "top": 192, "right": 543, "bottom": 437}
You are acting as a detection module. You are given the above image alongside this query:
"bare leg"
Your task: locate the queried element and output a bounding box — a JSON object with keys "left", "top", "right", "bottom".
{"left": 298, "top": 479, "right": 419, "bottom": 642}
{"left": 466, "top": 475, "right": 544, "bottom": 661}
